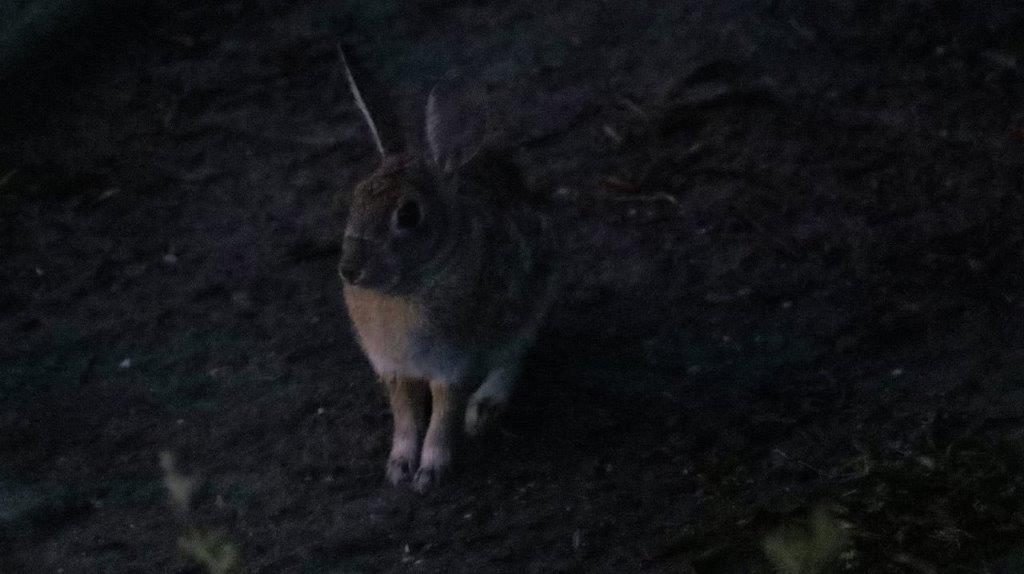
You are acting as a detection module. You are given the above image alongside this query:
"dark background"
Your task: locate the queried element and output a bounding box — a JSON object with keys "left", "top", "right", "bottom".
{"left": 1, "top": 1, "right": 1023, "bottom": 572}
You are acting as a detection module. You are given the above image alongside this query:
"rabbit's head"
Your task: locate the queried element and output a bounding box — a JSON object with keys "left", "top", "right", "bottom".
{"left": 339, "top": 154, "right": 450, "bottom": 291}
{"left": 339, "top": 71, "right": 489, "bottom": 293}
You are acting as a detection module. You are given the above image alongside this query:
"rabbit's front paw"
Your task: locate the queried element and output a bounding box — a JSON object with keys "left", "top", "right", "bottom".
{"left": 413, "top": 448, "right": 451, "bottom": 492}
{"left": 386, "top": 453, "right": 418, "bottom": 486}
{"left": 386, "top": 435, "right": 421, "bottom": 486}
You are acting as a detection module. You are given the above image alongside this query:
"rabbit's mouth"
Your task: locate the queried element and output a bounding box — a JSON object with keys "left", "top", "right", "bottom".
{"left": 339, "top": 237, "right": 402, "bottom": 291}
{"left": 339, "top": 235, "right": 375, "bottom": 286}
{"left": 340, "top": 260, "right": 395, "bottom": 290}
{"left": 339, "top": 256, "right": 367, "bottom": 285}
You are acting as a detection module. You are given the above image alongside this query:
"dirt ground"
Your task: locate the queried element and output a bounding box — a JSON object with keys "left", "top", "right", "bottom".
{"left": 2, "top": 1, "right": 1023, "bottom": 572}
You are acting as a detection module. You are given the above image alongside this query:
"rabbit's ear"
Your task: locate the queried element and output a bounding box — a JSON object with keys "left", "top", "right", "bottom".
{"left": 425, "top": 75, "right": 487, "bottom": 174}
{"left": 338, "top": 44, "right": 404, "bottom": 159}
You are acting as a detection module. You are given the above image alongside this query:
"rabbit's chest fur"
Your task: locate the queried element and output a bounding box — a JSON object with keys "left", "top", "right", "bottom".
{"left": 344, "top": 206, "right": 558, "bottom": 385}
{"left": 343, "top": 285, "right": 467, "bottom": 379}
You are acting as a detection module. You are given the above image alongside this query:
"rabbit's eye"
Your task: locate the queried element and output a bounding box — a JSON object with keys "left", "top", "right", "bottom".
{"left": 392, "top": 199, "right": 422, "bottom": 233}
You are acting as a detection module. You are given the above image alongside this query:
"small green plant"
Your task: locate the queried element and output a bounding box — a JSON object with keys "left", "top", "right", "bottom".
{"left": 160, "top": 451, "right": 242, "bottom": 574}
{"left": 178, "top": 528, "right": 240, "bottom": 574}
{"left": 159, "top": 451, "right": 195, "bottom": 513}
{"left": 762, "top": 506, "right": 850, "bottom": 574}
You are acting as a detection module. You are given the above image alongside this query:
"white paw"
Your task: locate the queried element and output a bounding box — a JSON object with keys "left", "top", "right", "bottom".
{"left": 386, "top": 439, "right": 419, "bottom": 486}
{"left": 386, "top": 453, "right": 417, "bottom": 486}
{"left": 464, "top": 394, "right": 506, "bottom": 437}
{"left": 414, "top": 446, "right": 451, "bottom": 492}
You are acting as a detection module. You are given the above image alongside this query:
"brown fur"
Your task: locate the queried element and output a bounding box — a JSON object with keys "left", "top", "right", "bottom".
{"left": 339, "top": 85, "right": 560, "bottom": 491}
{"left": 343, "top": 284, "right": 425, "bottom": 376}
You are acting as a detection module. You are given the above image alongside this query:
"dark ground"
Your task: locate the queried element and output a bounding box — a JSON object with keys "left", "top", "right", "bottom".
{"left": 2, "top": 1, "right": 1024, "bottom": 572}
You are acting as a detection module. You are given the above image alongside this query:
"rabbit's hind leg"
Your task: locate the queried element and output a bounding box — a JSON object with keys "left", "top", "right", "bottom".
{"left": 465, "top": 363, "right": 520, "bottom": 437}
{"left": 383, "top": 374, "right": 429, "bottom": 486}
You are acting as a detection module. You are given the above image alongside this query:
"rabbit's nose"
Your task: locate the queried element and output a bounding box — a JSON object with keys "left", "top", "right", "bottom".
{"left": 339, "top": 261, "right": 365, "bottom": 284}
{"left": 341, "top": 235, "right": 371, "bottom": 284}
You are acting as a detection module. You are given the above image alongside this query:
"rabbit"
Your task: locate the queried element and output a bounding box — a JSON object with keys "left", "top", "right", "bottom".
{"left": 337, "top": 54, "right": 561, "bottom": 491}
